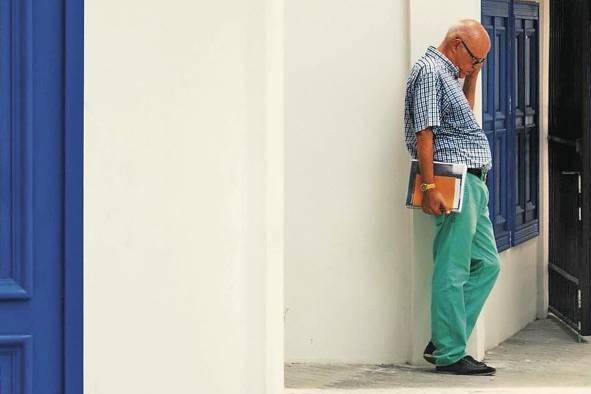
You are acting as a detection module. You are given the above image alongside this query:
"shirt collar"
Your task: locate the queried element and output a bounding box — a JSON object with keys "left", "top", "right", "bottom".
{"left": 426, "top": 46, "right": 459, "bottom": 79}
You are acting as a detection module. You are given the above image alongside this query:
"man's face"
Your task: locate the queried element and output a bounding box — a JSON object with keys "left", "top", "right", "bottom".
{"left": 454, "top": 38, "right": 489, "bottom": 78}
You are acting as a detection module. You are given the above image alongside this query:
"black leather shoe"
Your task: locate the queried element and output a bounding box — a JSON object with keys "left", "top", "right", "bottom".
{"left": 436, "top": 356, "right": 496, "bottom": 376}
{"left": 465, "top": 355, "right": 487, "bottom": 368}
{"left": 424, "top": 341, "right": 487, "bottom": 368}
{"left": 423, "top": 341, "right": 436, "bottom": 364}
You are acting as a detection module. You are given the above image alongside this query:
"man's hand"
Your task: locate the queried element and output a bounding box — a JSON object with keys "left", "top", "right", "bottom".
{"left": 466, "top": 62, "right": 482, "bottom": 78}
{"left": 422, "top": 189, "right": 451, "bottom": 216}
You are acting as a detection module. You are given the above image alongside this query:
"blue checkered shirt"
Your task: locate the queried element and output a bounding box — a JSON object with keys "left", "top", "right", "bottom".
{"left": 404, "top": 46, "right": 492, "bottom": 171}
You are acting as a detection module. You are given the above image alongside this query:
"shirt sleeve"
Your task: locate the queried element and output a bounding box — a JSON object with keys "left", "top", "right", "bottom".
{"left": 412, "top": 71, "right": 441, "bottom": 133}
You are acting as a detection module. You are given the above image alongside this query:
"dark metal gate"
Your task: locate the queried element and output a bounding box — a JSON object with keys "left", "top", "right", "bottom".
{"left": 548, "top": 0, "right": 591, "bottom": 335}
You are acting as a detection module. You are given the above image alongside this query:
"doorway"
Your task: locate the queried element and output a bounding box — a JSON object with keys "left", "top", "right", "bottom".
{"left": 548, "top": 0, "right": 591, "bottom": 336}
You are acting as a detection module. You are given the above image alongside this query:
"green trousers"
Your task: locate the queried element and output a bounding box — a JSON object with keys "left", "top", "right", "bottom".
{"left": 431, "top": 173, "right": 501, "bottom": 366}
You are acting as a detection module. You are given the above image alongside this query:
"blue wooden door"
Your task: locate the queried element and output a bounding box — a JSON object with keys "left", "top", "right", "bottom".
{"left": 0, "top": 0, "right": 66, "bottom": 392}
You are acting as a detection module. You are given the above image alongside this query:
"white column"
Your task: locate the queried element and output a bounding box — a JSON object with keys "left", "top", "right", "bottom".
{"left": 537, "top": 0, "right": 550, "bottom": 321}
{"left": 85, "top": 0, "right": 284, "bottom": 393}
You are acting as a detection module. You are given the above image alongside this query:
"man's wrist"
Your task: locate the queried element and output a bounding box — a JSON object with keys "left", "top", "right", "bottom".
{"left": 420, "top": 182, "right": 436, "bottom": 192}
{"left": 465, "top": 71, "right": 480, "bottom": 82}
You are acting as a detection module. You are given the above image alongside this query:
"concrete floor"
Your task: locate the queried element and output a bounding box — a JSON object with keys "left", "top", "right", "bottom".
{"left": 285, "top": 318, "right": 591, "bottom": 394}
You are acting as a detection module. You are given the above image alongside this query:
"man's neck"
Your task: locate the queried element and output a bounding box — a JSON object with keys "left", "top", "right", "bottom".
{"left": 436, "top": 44, "right": 456, "bottom": 65}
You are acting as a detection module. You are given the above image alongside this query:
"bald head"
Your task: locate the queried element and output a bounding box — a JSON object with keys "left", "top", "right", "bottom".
{"left": 438, "top": 19, "right": 491, "bottom": 78}
{"left": 444, "top": 20, "right": 491, "bottom": 50}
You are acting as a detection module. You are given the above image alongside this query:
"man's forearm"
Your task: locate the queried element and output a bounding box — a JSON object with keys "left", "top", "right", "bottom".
{"left": 416, "top": 129, "right": 435, "bottom": 184}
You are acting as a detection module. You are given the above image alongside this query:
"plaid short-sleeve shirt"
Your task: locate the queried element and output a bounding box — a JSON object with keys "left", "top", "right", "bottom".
{"left": 404, "top": 46, "right": 492, "bottom": 170}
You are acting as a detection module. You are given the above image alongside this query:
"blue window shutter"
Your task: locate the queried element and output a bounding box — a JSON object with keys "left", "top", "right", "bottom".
{"left": 512, "top": 2, "right": 540, "bottom": 245}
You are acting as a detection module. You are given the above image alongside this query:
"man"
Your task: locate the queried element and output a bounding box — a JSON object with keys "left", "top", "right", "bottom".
{"left": 404, "top": 20, "right": 501, "bottom": 376}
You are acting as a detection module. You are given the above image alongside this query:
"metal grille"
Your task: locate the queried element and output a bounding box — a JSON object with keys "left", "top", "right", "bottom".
{"left": 549, "top": 266, "right": 580, "bottom": 330}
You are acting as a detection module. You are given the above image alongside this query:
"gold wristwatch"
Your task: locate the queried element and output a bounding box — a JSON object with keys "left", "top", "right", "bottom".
{"left": 420, "top": 183, "right": 436, "bottom": 192}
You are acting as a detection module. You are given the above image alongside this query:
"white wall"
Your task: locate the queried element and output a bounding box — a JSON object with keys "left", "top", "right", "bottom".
{"left": 484, "top": 240, "right": 540, "bottom": 348}
{"left": 284, "top": 0, "right": 412, "bottom": 363}
{"left": 84, "top": 1, "right": 283, "bottom": 393}
{"left": 84, "top": 0, "right": 547, "bottom": 387}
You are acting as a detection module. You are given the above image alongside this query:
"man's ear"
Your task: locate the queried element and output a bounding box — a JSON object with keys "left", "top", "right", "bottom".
{"left": 453, "top": 38, "right": 462, "bottom": 51}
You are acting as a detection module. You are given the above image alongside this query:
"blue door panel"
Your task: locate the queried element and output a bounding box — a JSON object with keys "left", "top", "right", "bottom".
{"left": 482, "top": 3, "right": 512, "bottom": 251}
{"left": 513, "top": 5, "right": 539, "bottom": 243}
{"left": 0, "top": 0, "right": 33, "bottom": 301}
{"left": 0, "top": 336, "right": 32, "bottom": 394}
{"left": 0, "top": 0, "right": 65, "bottom": 393}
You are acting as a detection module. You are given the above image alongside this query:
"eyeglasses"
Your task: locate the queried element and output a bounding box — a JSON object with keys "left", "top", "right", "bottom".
{"left": 460, "top": 40, "right": 486, "bottom": 65}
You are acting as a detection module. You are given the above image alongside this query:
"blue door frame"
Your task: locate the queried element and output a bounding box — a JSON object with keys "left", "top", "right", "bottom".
{"left": 64, "top": 0, "right": 84, "bottom": 393}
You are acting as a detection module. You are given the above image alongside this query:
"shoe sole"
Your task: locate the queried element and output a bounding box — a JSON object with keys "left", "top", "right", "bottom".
{"left": 435, "top": 369, "right": 496, "bottom": 376}
{"left": 426, "top": 352, "right": 489, "bottom": 369}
